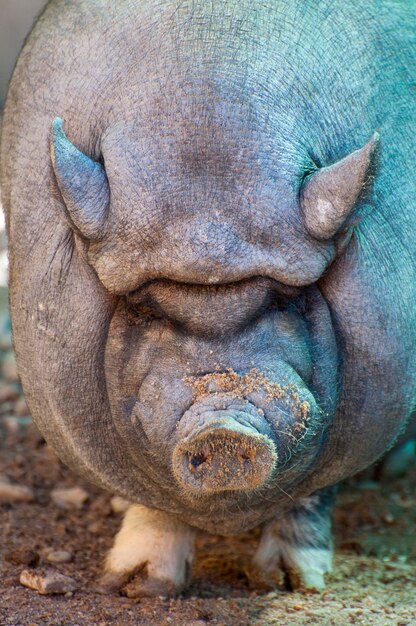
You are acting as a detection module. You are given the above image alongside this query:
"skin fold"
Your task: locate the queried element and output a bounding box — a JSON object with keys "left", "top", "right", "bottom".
{"left": 0, "top": 0, "right": 415, "bottom": 593}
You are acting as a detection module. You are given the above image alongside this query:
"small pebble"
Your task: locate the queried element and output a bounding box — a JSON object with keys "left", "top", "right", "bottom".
{"left": 0, "top": 478, "right": 34, "bottom": 503}
{"left": 45, "top": 550, "right": 73, "bottom": 564}
{"left": 4, "top": 549, "right": 39, "bottom": 566}
{"left": 110, "top": 496, "right": 131, "bottom": 514}
{"left": 20, "top": 569, "right": 78, "bottom": 595}
{"left": 51, "top": 486, "right": 88, "bottom": 510}
{"left": 88, "top": 521, "right": 104, "bottom": 534}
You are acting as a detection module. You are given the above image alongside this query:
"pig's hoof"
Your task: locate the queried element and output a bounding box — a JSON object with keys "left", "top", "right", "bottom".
{"left": 253, "top": 489, "right": 334, "bottom": 592}
{"left": 100, "top": 503, "right": 195, "bottom": 597}
{"left": 281, "top": 547, "right": 332, "bottom": 591}
{"left": 123, "top": 564, "right": 191, "bottom": 598}
{"left": 97, "top": 565, "right": 190, "bottom": 598}
{"left": 253, "top": 541, "right": 332, "bottom": 592}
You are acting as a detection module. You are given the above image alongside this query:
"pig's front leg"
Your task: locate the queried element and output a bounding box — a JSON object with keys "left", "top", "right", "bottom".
{"left": 99, "top": 504, "right": 196, "bottom": 597}
{"left": 252, "top": 487, "right": 335, "bottom": 591}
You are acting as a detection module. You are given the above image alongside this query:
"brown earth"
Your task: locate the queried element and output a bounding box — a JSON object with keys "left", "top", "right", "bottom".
{"left": 1, "top": 403, "right": 415, "bottom": 626}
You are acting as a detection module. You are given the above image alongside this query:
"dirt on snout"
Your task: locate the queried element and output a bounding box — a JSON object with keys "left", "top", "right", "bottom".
{"left": 184, "top": 367, "right": 311, "bottom": 424}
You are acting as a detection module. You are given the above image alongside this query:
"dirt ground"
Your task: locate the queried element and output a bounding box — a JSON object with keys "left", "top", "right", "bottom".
{"left": 1, "top": 408, "right": 415, "bottom": 624}
{"left": 1, "top": 289, "right": 416, "bottom": 626}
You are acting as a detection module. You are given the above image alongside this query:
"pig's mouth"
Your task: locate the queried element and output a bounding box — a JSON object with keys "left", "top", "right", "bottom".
{"left": 124, "top": 275, "right": 302, "bottom": 337}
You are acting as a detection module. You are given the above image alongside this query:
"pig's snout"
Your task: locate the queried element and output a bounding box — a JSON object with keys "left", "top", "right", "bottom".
{"left": 173, "top": 419, "right": 277, "bottom": 494}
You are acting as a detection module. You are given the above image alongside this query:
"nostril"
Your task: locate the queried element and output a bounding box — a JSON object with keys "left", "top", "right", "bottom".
{"left": 188, "top": 453, "right": 207, "bottom": 470}
{"left": 173, "top": 426, "right": 278, "bottom": 494}
{"left": 240, "top": 447, "right": 255, "bottom": 462}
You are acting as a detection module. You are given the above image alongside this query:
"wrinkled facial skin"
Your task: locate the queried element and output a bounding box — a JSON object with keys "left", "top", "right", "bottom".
{"left": 1, "top": 0, "right": 415, "bottom": 534}
{"left": 103, "top": 282, "right": 338, "bottom": 531}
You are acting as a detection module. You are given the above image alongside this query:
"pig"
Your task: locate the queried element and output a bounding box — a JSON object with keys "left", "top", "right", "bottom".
{"left": 1, "top": 0, "right": 415, "bottom": 596}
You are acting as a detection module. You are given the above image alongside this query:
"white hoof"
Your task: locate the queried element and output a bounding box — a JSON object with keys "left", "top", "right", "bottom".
{"left": 99, "top": 504, "right": 195, "bottom": 597}
{"left": 253, "top": 524, "right": 332, "bottom": 590}
{"left": 253, "top": 491, "right": 334, "bottom": 591}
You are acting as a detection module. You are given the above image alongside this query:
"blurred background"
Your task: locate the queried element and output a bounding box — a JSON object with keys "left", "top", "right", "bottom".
{"left": 0, "top": 0, "right": 48, "bottom": 287}
{"left": 0, "top": 0, "right": 47, "bottom": 106}
{"left": 0, "top": 0, "right": 48, "bottom": 427}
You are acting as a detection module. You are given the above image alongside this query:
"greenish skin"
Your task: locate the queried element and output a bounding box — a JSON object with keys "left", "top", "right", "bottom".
{"left": 0, "top": 0, "right": 415, "bottom": 540}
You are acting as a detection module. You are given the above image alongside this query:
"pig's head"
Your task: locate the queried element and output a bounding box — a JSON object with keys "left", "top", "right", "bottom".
{"left": 48, "top": 113, "right": 377, "bottom": 533}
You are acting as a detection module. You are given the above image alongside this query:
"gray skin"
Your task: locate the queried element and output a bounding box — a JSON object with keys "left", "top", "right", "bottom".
{"left": 1, "top": 0, "right": 415, "bottom": 570}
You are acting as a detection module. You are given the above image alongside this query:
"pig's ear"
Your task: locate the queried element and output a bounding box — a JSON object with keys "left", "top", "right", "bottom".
{"left": 300, "top": 134, "right": 379, "bottom": 240}
{"left": 50, "top": 117, "right": 109, "bottom": 240}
